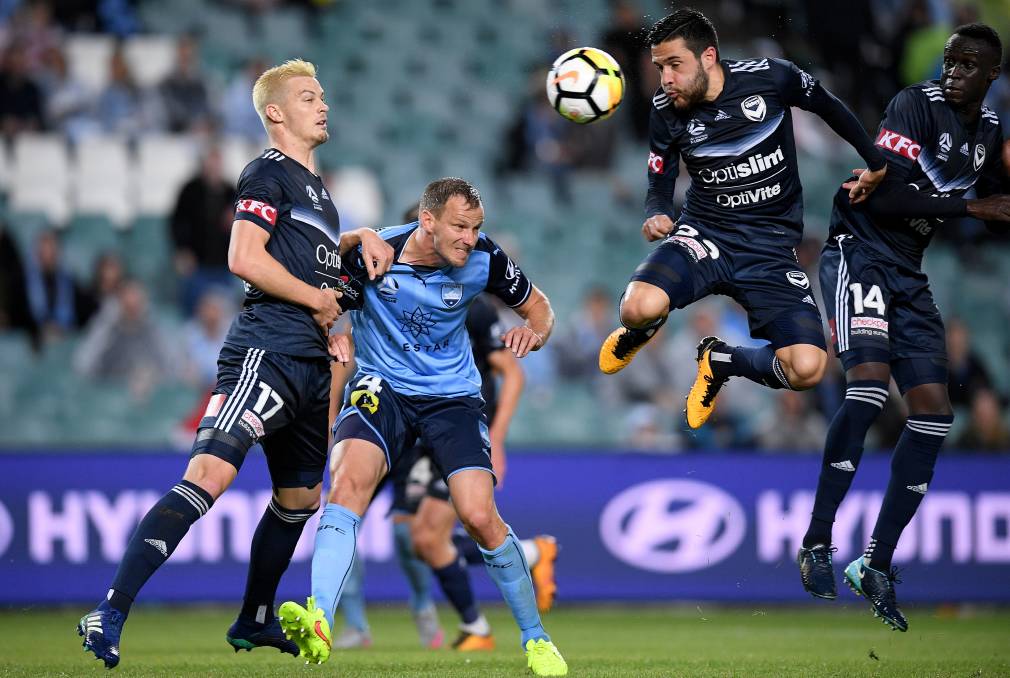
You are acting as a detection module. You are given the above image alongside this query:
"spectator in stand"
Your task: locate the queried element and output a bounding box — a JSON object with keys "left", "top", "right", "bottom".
{"left": 11, "top": 0, "right": 62, "bottom": 74}
{"left": 755, "top": 390, "right": 828, "bottom": 452}
{"left": 95, "top": 45, "right": 163, "bottom": 139}
{"left": 169, "top": 145, "right": 238, "bottom": 315}
{"left": 601, "top": 0, "right": 649, "bottom": 140}
{"left": 37, "top": 46, "right": 97, "bottom": 142}
{"left": 499, "top": 70, "right": 574, "bottom": 203}
{"left": 87, "top": 250, "right": 125, "bottom": 309}
{"left": 74, "top": 278, "right": 176, "bottom": 400}
{"left": 159, "top": 34, "right": 214, "bottom": 134}
{"left": 946, "top": 317, "right": 995, "bottom": 409}
{"left": 955, "top": 389, "right": 1010, "bottom": 452}
{"left": 221, "top": 55, "right": 268, "bottom": 143}
{"left": 0, "top": 221, "right": 30, "bottom": 331}
{"left": 21, "top": 230, "right": 96, "bottom": 347}
{"left": 556, "top": 285, "right": 616, "bottom": 381}
{"left": 0, "top": 43, "right": 44, "bottom": 137}
{"left": 182, "top": 288, "right": 233, "bottom": 388}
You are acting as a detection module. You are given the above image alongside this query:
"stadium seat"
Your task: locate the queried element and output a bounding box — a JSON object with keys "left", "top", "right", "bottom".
{"left": 125, "top": 216, "right": 173, "bottom": 296}
{"left": 136, "top": 135, "right": 198, "bottom": 215}
{"left": 63, "top": 34, "right": 116, "bottom": 93}
{"left": 9, "top": 134, "right": 71, "bottom": 226}
{"left": 72, "top": 134, "right": 134, "bottom": 226}
{"left": 61, "top": 215, "right": 122, "bottom": 282}
{"left": 220, "top": 136, "right": 259, "bottom": 185}
{"left": 329, "top": 166, "right": 385, "bottom": 229}
{"left": 124, "top": 35, "right": 178, "bottom": 89}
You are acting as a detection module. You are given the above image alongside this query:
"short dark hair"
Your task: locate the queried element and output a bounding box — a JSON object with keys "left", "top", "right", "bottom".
{"left": 419, "top": 177, "right": 482, "bottom": 217}
{"left": 951, "top": 22, "right": 1003, "bottom": 67}
{"left": 402, "top": 202, "right": 420, "bottom": 222}
{"left": 647, "top": 8, "right": 719, "bottom": 59}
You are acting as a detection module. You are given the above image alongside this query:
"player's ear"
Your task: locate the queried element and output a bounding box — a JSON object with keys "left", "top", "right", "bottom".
{"left": 265, "top": 102, "right": 283, "bottom": 124}
{"left": 987, "top": 61, "right": 1001, "bottom": 86}
{"left": 419, "top": 209, "right": 435, "bottom": 234}
{"left": 701, "top": 45, "right": 717, "bottom": 70}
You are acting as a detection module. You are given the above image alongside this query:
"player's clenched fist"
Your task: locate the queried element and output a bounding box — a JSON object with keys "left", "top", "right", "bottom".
{"left": 502, "top": 325, "right": 543, "bottom": 358}
{"left": 642, "top": 214, "right": 675, "bottom": 242}
{"left": 312, "top": 287, "right": 343, "bottom": 331}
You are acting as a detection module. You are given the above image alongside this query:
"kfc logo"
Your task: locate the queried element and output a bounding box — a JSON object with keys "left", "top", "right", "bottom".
{"left": 875, "top": 128, "right": 921, "bottom": 161}
{"left": 648, "top": 151, "right": 664, "bottom": 174}
{"left": 236, "top": 199, "right": 278, "bottom": 226}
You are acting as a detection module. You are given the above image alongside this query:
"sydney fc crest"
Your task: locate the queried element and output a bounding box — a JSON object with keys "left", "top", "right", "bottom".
{"left": 441, "top": 283, "right": 463, "bottom": 308}
{"left": 741, "top": 95, "right": 767, "bottom": 122}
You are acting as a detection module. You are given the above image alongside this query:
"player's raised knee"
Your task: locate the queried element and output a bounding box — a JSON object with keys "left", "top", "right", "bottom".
{"left": 619, "top": 284, "right": 669, "bottom": 329}
{"left": 781, "top": 347, "right": 827, "bottom": 390}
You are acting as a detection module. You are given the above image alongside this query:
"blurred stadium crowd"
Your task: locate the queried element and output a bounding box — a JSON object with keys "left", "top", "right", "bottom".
{"left": 0, "top": 0, "right": 1008, "bottom": 451}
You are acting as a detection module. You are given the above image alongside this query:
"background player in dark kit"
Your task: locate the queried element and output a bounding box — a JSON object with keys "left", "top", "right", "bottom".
{"left": 798, "top": 24, "right": 1010, "bottom": 631}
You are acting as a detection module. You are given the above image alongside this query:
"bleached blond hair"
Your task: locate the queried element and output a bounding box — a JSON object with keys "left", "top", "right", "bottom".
{"left": 252, "top": 59, "right": 318, "bottom": 129}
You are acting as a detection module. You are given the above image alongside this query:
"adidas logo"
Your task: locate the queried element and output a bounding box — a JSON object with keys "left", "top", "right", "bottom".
{"left": 959, "top": 142, "right": 969, "bottom": 155}
{"left": 714, "top": 109, "right": 731, "bottom": 121}
{"left": 145, "top": 538, "right": 168, "bottom": 557}
{"left": 831, "top": 460, "right": 856, "bottom": 472}
{"left": 907, "top": 483, "right": 928, "bottom": 495}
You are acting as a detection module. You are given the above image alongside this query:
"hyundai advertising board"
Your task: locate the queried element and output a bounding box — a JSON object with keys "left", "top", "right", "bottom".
{"left": 0, "top": 452, "right": 1007, "bottom": 603}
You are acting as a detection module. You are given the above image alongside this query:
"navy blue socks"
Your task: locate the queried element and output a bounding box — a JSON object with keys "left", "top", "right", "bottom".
{"left": 804, "top": 381, "right": 888, "bottom": 547}
{"left": 108, "top": 480, "right": 214, "bottom": 614}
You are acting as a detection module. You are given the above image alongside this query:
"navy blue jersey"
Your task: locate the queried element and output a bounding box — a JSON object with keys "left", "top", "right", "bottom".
{"left": 346, "top": 223, "right": 531, "bottom": 398}
{"left": 223, "top": 148, "right": 342, "bottom": 358}
{"left": 829, "top": 82, "right": 1006, "bottom": 269}
{"left": 646, "top": 58, "right": 883, "bottom": 247}
{"left": 466, "top": 293, "right": 507, "bottom": 409}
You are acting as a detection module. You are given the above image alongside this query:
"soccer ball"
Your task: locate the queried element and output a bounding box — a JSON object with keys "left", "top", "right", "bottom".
{"left": 546, "top": 47, "right": 625, "bottom": 124}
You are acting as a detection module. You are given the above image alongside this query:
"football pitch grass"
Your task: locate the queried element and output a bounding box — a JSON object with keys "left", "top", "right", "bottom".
{"left": 2, "top": 604, "right": 1008, "bottom": 677}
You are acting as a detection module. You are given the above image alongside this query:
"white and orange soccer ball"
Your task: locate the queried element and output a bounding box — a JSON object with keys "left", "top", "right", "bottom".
{"left": 546, "top": 47, "right": 625, "bottom": 124}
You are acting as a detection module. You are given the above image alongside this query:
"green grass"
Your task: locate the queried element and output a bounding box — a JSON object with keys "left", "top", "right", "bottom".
{"left": 2, "top": 604, "right": 1008, "bottom": 677}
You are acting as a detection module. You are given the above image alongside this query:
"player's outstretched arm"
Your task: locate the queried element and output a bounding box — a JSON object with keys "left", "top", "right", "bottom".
{"left": 229, "top": 219, "right": 342, "bottom": 330}
{"left": 774, "top": 59, "right": 886, "bottom": 202}
{"left": 502, "top": 285, "right": 554, "bottom": 358}
{"left": 339, "top": 227, "right": 394, "bottom": 280}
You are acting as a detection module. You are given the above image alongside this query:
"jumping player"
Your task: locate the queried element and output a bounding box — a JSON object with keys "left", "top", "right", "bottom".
{"left": 76, "top": 59, "right": 393, "bottom": 668}
{"left": 278, "top": 178, "right": 567, "bottom": 676}
{"left": 597, "top": 8, "right": 888, "bottom": 429}
{"left": 797, "top": 24, "right": 1010, "bottom": 631}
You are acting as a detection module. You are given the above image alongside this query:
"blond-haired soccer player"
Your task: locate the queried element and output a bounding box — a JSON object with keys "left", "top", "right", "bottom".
{"left": 77, "top": 59, "right": 393, "bottom": 669}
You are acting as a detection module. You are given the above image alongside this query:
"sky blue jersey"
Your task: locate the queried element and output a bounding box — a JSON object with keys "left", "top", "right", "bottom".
{"left": 346, "top": 223, "right": 532, "bottom": 397}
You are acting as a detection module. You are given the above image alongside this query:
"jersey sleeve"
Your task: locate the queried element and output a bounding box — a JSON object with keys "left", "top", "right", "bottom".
{"left": 482, "top": 236, "right": 532, "bottom": 308}
{"left": 870, "top": 87, "right": 932, "bottom": 182}
{"left": 645, "top": 95, "right": 680, "bottom": 218}
{"left": 234, "top": 164, "right": 283, "bottom": 232}
{"left": 466, "top": 296, "right": 507, "bottom": 357}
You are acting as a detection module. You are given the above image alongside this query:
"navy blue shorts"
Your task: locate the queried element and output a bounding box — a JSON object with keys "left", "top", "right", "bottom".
{"left": 332, "top": 372, "right": 494, "bottom": 490}
{"left": 389, "top": 451, "right": 452, "bottom": 515}
{"left": 819, "top": 235, "right": 947, "bottom": 390}
{"left": 192, "top": 343, "right": 330, "bottom": 488}
{"left": 631, "top": 222, "right": 826, "bottom": 349}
